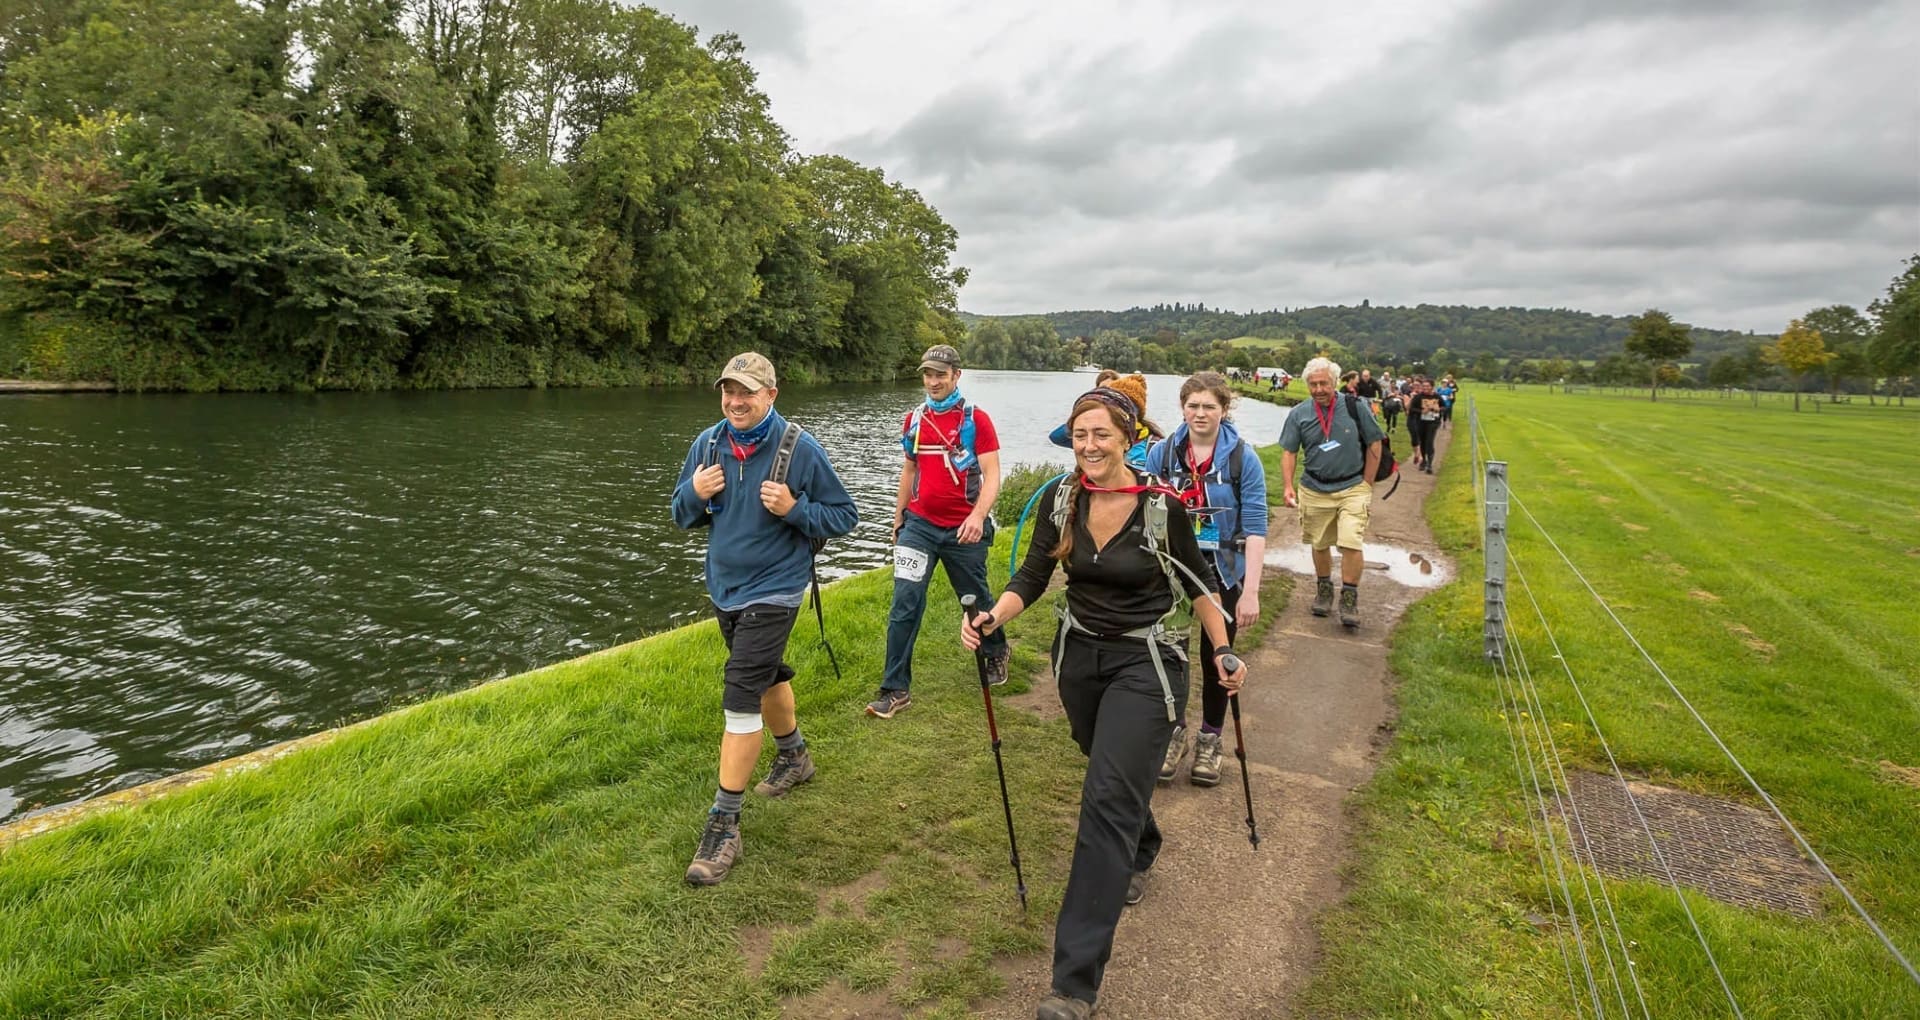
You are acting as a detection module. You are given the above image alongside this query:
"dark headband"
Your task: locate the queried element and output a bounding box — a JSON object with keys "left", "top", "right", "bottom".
{"left": 1070, "top": 387, "right": 1139, "bottom": 437}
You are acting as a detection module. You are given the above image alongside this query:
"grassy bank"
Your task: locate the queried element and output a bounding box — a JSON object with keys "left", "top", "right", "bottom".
{"left": 1302, "top": 386, "right": 1920, "bottom": 1017}
{"left": 1, "top": 461, "right": 1289, "bottom": 1017}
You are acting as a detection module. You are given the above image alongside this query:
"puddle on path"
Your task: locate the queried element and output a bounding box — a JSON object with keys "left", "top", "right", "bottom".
{"left": 1264, "top": 542, "right": 1450, "bottom": 588}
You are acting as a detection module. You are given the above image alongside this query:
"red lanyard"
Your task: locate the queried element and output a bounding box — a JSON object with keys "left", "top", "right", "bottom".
{"left": 1080, "top": 474, "right": 1183, "bottom": 500}
{"left": 1182, "top": 445, "right": 1213, "bottom": 509}
{"left": 1313, "top": 399, "right": 1337, "bottom": 439}
{"left": 726, "top": 437, "right": 756, "bottom": 479}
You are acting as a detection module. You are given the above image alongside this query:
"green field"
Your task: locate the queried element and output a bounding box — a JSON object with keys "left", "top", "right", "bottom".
{"left": 1224, "top": 333, "right": 1337, "bottom": 352}
{"left": 1303, "top": 387, "right": 1920, "bottom": 1017}
{"left": 0, "top": 465, "right": 1289, "bottom": 1017}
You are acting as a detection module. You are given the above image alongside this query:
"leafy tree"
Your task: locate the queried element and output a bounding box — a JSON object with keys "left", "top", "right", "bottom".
{"left": 1765, "top": 319, "right": 1832, "bottom": 411}
{"left": 1803, "top": 304, "right": 1870, "bottom": 402}
{"left": 1622, "top": 308, "right": 1693, "bottom": 401}
{"left": 1868, "top": 255, "right": 1920, "bottom": 405}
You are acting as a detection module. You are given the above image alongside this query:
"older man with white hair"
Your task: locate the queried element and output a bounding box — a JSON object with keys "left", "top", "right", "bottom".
{"left": 1279, "top": 356, "right": 1385, "bottom": 628}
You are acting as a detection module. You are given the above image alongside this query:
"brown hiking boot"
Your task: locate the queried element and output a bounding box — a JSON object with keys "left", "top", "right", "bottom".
{"left": 753, "top": 747, "right": 815, "bottom": 797}
{"left": 1339, "top": 585, "right": 1360, "bottom": 628}
{"left": 985, "top": 652, "right": 1011, "bottom": 687}
{"left": 1036, "top": 992, "right": 1095, "bottom": 1019}
{"left": 684, "top": 811, "right": 742, "bottom": 886}
{"left": 1311, "top": 577, "right": 1335, "bottom": 617}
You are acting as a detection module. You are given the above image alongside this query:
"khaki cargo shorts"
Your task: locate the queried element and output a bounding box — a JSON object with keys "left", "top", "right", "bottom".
{"left": 1299, "top": 482, "right": 1372, "bottom": 550}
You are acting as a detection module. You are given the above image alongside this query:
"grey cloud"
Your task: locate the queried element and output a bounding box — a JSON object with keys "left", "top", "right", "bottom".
{"left": 646, "top": 0, "right": 807, "bottom": 61}
{"left": 844, "top": 0, "right": 1917, "bottom": 331}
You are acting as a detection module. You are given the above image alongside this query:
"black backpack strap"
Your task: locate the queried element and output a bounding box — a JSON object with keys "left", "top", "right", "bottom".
{"left": 767, "top": 420, "right": 840, "bottom": 680}
{"left": 769, "top": 420, "right": 803, "bottom": 487}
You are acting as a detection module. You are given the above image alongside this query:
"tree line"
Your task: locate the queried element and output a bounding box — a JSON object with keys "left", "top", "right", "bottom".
{"left": 0, "top": 0, "right": 964, "bottom": 391}
{"left": 962, "top": 257, "right": 1919, "bottom": 404}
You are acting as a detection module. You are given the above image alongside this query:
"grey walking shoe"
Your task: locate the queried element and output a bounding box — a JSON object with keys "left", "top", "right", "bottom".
{"left": 685, "top": 810, "right": 742, "bottom": 886}
{"left": 865, "top": 688, "right": 911, "bottom": 719}
{"left": 1158, "top": 723, "right": 1187, "bottom": 783}
{"left": 753, "top": 747, "right": 815, "bottom": 797}
{"left": 1311, "top": 577, "right": 1335, "bottom": 617}
{"left": 1339, "top": 585, "right": 1360, "bottom": 628}
{"left": 1125, "top": 869, "right": 1149, "bottom": 906}
{"left": 1190, "top": 730, "right": 1224, "bottom": 787}
{"left": 1036, "top": 992, "right": 1095, "bottom": 1020}
{"left": 985, "top": 652, "right": 1011, "bottom": 687}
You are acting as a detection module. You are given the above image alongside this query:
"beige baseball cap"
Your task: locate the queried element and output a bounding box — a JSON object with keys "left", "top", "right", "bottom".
{"left": 714, "top": 351, "right": 777, "bottom": 391}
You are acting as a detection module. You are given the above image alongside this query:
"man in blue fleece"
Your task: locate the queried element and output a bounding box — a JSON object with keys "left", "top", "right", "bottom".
{"left": 672, "top": 352, "right": 859, "bottom": 886}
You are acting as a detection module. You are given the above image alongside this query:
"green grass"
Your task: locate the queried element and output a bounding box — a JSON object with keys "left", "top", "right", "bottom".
{"left": 1301, "top": 385, "right": 1920, "bottom": 1018}
{"left": 0, "top": 460, "right": 1291, "bottom": 1017}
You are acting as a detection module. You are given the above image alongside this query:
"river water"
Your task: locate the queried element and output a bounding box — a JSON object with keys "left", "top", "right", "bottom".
{"left": 0, "top": 371, "right": 1292, "bottom": 823}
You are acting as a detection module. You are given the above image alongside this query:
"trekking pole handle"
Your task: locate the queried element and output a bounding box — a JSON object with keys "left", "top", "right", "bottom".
{"left": 1219, "top": 652, "right": 1244, "bottom": 674}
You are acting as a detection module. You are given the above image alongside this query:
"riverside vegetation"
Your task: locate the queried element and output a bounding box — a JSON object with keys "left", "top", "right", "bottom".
{"left": 0, "top": 1, "right": 964, "bottom": 391}
{"left": 0, "top": 461, "right": 1288, "bottom": 1017}
{"left": 1300, "top": 387, "right": 1920, "bottom": 1017}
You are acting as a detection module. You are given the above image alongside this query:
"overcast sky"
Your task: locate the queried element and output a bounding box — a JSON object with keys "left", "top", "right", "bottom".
{"left": 651, "top": 0, "right": 1917, "bottom": 333}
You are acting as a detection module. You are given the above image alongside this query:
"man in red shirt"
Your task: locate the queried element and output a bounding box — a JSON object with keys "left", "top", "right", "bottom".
{"left": 867, "top": 344, "right": 1006, "bottom": 718}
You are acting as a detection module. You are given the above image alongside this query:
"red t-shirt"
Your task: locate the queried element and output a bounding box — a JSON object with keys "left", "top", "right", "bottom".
{"left": 903, "top": 404, "right": 1000, "bottom": 528}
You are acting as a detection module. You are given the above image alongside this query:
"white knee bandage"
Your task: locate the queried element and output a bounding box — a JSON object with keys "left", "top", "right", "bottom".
{"left": 724, "top": 710, "right": 764, "bottom": 735}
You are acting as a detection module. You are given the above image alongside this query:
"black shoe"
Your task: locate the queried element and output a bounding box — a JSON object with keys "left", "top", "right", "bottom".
{"left": 1126, "top": 869, "right": 1149, "bottom": 906}
{"left": 1311, "top": 577, "right": 1335, "bottom": 617}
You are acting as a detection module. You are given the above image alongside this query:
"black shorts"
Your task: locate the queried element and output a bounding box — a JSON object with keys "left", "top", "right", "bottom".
{"left": 714, "top": 602, "right": 799, "bottom": 713}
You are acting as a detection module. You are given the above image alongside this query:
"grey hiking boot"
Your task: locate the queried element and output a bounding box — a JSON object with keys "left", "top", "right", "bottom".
{"left": 1125, "top": 869, "right": 1149, "bottom": 906}
{"left": 985, "top": 652, "right": 1011, "bottom": 687}
{"left": 1158, "top": 723, "right": 1187, "bottom": 783}
{"left": 1036, "top": 992, "right": 1095, "bottom": 1019}
{"left": 1339, "top": 585, "right": 1360, "bottom": 628}
{"left": 1311, "top": 577, "right": 1335, "bottom": 617}
{"left": 865, "top": 688, "right": 911, "bottom": 719}
{"left": 1190, "top": 730, "right": 1224, "bottom": 787}
{"left": 685, "top": 810, "right": 742, "bottom": 886}
{"left": 753, "top": 747, "right": 815, "bottom": 797}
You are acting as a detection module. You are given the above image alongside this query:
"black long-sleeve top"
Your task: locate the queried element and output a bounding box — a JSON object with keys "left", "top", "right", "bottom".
{"left": 1007, "top": 475, "right": 1222, "bottom": 637}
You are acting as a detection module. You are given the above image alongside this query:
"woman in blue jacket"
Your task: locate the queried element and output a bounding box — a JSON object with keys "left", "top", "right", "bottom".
{"left": 1141, "top": 371, "right": 1268, "bottom": 787}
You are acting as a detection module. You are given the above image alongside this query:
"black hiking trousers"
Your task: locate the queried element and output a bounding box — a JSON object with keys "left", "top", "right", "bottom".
{"left": 1049, "top": 630, "right": 1188, "bottom": 1005}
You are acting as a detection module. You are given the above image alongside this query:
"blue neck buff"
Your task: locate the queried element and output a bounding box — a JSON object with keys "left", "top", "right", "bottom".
{"left": 926, "top": 389, "right": 964, "bottom": 413}
{"left": 724, "top": 414, "right": 776, "bottom": 446}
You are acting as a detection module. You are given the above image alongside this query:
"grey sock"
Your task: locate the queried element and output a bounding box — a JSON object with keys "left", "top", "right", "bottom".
{"left": 773, "top": 728, "right": 806, "bottom": 753}
{"left": 713, "top": 786, "right": 745, "bottom": 816}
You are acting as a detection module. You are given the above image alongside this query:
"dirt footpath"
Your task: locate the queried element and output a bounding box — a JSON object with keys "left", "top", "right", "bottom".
{"left": 975, "top": 427, "right": 1456, "bottom": 1020}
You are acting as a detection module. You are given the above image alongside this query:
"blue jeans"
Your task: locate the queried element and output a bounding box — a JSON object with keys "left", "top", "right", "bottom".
{"left": 883, "top": 511, "right": 1007, "bottom": 692}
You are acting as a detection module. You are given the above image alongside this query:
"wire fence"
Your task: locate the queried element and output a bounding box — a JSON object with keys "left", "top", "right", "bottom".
{"left": 1465, "top": 398, "right": 1919, "bottom": 1016}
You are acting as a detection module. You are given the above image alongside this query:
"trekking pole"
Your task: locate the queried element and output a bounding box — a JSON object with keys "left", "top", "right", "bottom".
{"left": 961, "top": 594, "right": 1028, "bottom": 913}
{"left": 1220, "top": 652, "right": 1261, "bottom": 849}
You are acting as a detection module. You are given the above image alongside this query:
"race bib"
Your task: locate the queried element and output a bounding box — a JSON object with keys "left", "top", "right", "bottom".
{"left": 1317, "top": 439, "right": 1342, "bottom": 453}
{"left": 893, "top": 545, "right": 930, "bottom": 582}
{"left": 1422, "top": 412, "right": 1440, "bottom": 421}
{"left": 1195, "top": 516, "right": 1220, "bottom": 552}
{"left": 949, "top": 447, "right": 976, "bottom": 472}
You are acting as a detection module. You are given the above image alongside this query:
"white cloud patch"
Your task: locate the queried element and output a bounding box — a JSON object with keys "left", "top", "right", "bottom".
{"left": 648, "top": 0, "right": 1919, "bottom": 332}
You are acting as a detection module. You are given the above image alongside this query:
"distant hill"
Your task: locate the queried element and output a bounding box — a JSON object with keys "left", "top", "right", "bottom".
{"left": 964, "top": 302, "right": 1766, "bottom": 362}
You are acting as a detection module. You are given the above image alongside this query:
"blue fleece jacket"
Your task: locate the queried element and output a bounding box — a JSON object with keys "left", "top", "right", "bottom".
{"left": 1142, "top": 420, "right": 1268, "bottom": 590}
{"left": 671, "top": 408, "right": 859, "bottom": 611}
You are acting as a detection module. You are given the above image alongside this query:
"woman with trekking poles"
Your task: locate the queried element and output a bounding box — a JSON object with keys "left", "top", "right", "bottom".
{"left": 1141, "top": 371, "right": 1268, "bottom": 788}
{"left": 962, "top": 385, "right": 1246, "bottom": 1020}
